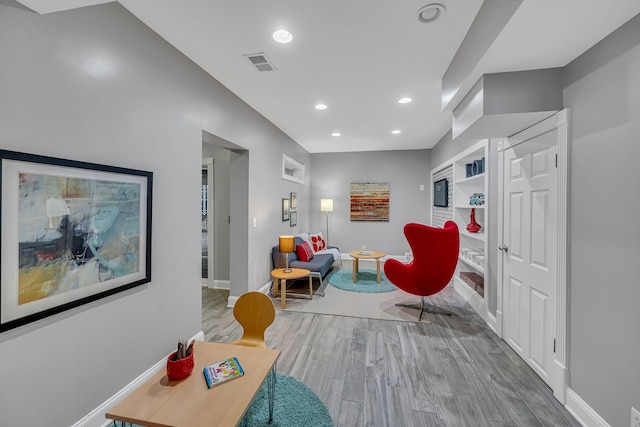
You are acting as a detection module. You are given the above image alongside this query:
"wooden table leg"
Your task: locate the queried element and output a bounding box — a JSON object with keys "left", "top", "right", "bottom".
{"left": 273, "top": 278, "right": 278, "bottom": 297}
{"left": 281, "top": 279, "right": 286, "bottom": 309}
{"left": 308, "top": 274, "right": 313, "bottom": 300}
{"left": 376, "top": 259, "right": 381, "bottom": 283}
{"left": 352, "top": 258, "right": 358, "bottom": 283}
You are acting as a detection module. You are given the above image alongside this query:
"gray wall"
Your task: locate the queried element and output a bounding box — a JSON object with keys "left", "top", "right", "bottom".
{"left": 0, "top": 3, "right": 309, "bottom": 426}
{"left": 310, "top": 150, "right": 431, "bottom": 256}
{"left": 564, "top": 13, "right": 640, "bottom": 427}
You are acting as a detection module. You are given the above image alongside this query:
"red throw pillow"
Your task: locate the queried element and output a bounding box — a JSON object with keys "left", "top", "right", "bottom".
{"left": 310, "top": 233, "right": 326, "bottom": 252}
{"left": 296, "top": 241, "right": 314, "bottom": 262}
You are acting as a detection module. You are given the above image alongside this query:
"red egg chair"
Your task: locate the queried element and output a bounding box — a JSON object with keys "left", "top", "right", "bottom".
{"left": 384, "top": 221, "right": 459, "bottom": 320}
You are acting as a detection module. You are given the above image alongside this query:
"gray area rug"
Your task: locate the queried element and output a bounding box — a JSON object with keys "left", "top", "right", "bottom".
{"left": 274, "top": 266, "right": 443, "bottom": 322}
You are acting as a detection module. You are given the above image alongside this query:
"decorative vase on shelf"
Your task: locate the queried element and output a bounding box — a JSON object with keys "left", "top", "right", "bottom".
{"left": 466, "top": 208, "right": 481, "bottom": 233}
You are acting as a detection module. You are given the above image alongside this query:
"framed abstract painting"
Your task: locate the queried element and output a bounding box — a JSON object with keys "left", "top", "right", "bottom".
{"left": 0, "top": 150, "right": 153, "bottom": 332}
{"left": 350, "top": 182, "right": 390, "bottom": 222}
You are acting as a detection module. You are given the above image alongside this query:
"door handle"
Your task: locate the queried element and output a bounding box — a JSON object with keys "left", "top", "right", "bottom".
{"left": 499, "top": 245, "right": 509, "bottom": 253}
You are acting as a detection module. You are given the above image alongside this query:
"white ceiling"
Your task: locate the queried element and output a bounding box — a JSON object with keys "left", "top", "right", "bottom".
{"left": 17, "top": 0, "right": 640, "bottom": 153}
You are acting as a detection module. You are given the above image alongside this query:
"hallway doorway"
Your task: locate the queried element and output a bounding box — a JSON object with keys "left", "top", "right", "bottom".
{"left": 202, "top": 130, "right": 249, "bottom": 300}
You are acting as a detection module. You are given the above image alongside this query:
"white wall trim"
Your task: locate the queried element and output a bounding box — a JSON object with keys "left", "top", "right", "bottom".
{"left": 565, "top": 388, "right": 610, "bottom": 427}
{"left": 227, "top": 295, "right": 240, "bottom": 308}
{"left": 485, "top": 311, "right": 499, "bottom": 335}
{"left": 202, "top": 157, "right": 214, "bottom": 288}
{"left": 73, "top": 331, "right": 205, "bottom": 427}
{"left": 209, "top": 280, "right": 230, "bottom": 290}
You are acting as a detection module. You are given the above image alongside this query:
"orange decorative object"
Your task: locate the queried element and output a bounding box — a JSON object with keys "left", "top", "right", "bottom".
{"left": 466, "top": 208, "right": 481, "bottom": 233}
{"left": 166, "top": 351, "right": 195, "bottom": 381}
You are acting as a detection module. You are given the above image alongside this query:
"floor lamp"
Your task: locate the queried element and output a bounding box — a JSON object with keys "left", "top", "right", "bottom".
{"left": 320, "top": 199, "right": 333, "bottom": 244}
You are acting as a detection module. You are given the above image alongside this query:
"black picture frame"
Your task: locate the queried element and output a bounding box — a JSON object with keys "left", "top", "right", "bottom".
{"left": 290, "top": 211, "right": 297, "bottom": 227}
{"left": 433, "top": 178, "right": 448, "bottom": 207}
{"left": 0, "top": 149, "right": 153, "bottom": 333}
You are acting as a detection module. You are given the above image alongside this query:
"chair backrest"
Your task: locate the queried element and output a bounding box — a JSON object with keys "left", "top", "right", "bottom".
{"left": 384, "top": 221, "right": 459, "bottom": 297}
{"left": 230, "top": 292, "right": 276, "bottom": 348}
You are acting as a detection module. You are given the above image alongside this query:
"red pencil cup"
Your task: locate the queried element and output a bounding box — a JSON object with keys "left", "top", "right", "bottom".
{"left": 166, "top": 351, "right": 194, "bottom": 381}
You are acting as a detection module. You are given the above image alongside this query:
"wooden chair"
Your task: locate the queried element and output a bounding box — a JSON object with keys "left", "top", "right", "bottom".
{"left": 229, "top": 291, "right": 276, "bottom": 348}
{"left": 229, "top": 292, "right": 278, "bottom": 424}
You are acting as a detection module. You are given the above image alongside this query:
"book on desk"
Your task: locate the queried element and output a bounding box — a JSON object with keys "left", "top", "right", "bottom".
{"left": 203, "top": 356, "right": 245, "bottom": 388}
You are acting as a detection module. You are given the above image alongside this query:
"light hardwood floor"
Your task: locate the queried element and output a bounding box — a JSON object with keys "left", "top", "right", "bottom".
{"left": 202, "top": 287, "right": 580, "bottom": 427}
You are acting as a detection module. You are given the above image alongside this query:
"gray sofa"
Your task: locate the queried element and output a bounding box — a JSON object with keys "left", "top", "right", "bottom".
{"left": 271, "top": 236, "right": 340, "bottom": 296}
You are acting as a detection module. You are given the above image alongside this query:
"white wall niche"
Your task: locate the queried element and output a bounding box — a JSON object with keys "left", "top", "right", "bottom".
{"left": 282, "top": 153, "right": 305, "bottom": 185}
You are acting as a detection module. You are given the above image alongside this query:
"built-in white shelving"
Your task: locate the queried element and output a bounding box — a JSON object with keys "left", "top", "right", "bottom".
{"left": 432, "top": 139, "right": 490, "bottom": 326}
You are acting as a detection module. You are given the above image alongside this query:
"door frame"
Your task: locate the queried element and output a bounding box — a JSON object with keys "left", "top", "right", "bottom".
{"left": 497, "top": 108, "right": 569, "bottom": 403}
{"left": 202, "top": 157, "right": 214, "bottom": 288}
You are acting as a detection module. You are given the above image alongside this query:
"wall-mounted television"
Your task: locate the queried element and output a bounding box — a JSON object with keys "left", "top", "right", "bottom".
{"left": 433, "top": 178, "right": 448, "bottom": 207}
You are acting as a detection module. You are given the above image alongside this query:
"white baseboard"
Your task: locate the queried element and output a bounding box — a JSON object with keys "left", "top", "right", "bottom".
{"left": 201, "top": 280, "right": 230, "bottom": 290}
{"left": 73, "top": 331, "right": 205, "bottom": 427}
{"left": 227, "top": 295, "right": 238, "bottom": 308}
{"left": 225, "top": 282, "right": 273, "bottom": 308}
{"left": 209, "top": 280, "right": 230, "bottom": 290}
{"left": 565, "top": 387, "right": 610, "bottom": 427}
{"left": 258, "top": 281, "right": 273, "bottom": 295}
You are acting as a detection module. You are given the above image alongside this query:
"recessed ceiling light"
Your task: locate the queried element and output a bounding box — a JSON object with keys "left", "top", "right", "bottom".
{"left": 315, "top": 103, "right": 327, "bottom": 110}
{"left": 272, "top": 29, "right": 293, "bottom": 44}
{"left": 417, "top": 3, "right": 446, "bottom": 23}
{"left": 332, "top": 132, "right": 341, "bottom": 137}
{"left": 398, "top": 97, "right": 412, "bottom": 104}
{"left": 391, "top": 130, "right": 402, "bottom": 134}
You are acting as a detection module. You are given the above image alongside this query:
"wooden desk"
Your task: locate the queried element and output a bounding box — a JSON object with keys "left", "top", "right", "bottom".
{"left": 271, "top": 268, "right": 312, "bottom": 309}
{"left": 106, "top": 341, "right": 280, "bottom": 427}
{"left": 349, "top": 250, "right": 386, "bottom": 283}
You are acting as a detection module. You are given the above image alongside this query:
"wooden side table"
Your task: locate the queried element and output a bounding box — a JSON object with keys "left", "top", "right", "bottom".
{"left": 271, "top": 268, "right": 312, "bottom": 309}
{"left": 349, "top": 250, "right": 386, "bottom": 283}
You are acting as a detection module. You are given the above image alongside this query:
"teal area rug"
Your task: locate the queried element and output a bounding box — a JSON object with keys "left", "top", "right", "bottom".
{"left": 244, "top": 374, "right": 332, "bottom": 426}
{"left": 110, "top": 374, "right": 333, "bottom": 427}
{"left": 328, "top": 268, "right": 398, "bottom": 293}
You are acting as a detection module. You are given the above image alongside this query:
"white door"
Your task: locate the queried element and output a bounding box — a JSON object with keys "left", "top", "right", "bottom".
{"left": 502, "top": 129, "right": 559, "bottom": 389}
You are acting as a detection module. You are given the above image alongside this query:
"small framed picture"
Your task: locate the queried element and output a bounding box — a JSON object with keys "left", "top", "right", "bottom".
{"left": 290, "top": 192, "right": 297, "bottom": 210}
{"left": 290, "top": 211, "right": 297, "bottom": 227}
{"left": 282, "top": 198, "right": 290, "bottom": 221}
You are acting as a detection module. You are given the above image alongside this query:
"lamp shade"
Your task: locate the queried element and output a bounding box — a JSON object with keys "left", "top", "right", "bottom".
{"left": 320, "top": 199, "right": 334, "bottom": 212}
{"left": 279, "top": 235, "right": 295, "bottom": 253}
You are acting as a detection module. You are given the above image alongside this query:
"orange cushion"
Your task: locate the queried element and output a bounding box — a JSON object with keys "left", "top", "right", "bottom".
{"left": 296, "top": 241, "right": 314, "bottom": 262}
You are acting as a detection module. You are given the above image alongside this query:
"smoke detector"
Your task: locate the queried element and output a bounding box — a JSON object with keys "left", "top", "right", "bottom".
{"left": 417, "top": 3, "right": 446, "bottom": 23}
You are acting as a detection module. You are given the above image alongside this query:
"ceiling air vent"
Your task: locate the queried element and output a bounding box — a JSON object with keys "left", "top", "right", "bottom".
{"left": 245, "top": 53, "right": 276, "bottom": 72}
